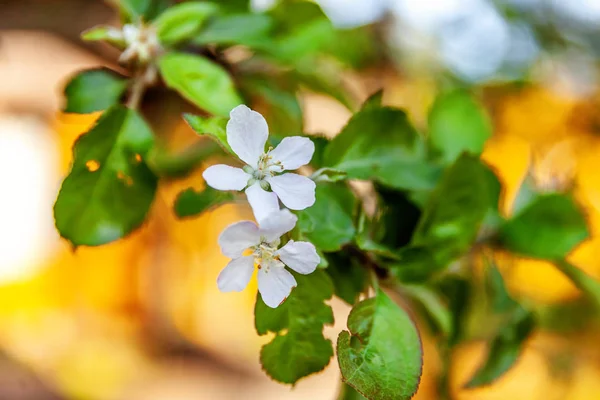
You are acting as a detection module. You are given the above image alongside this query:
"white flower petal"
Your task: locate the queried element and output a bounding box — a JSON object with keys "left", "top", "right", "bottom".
{"left": 218, "top": 221, "right": 260, "bottom": 258}
{"left": 217, "top": 256, "right": 255, "bottom": 292}
{"left": 202, "top": 164, "right": 251, "bottom": 191}
{"left": 227, "top": 105, "right": 269, "bottom": 168}
{"left": 258, "top": 267, "right": 297, "bottom": 308}
{"left": 267, "top": 173, "right": 316, "bottom": 210}
{"left": 245, "top": 182, "right": 280, "bottom": 222}
{"left": 277, "top": 240, "right": 320, "bottom": 274}
{"left": 258, "top": 209, "right": 298, "bottom": 242}
{"left": 270, "top": 136, "right": 315, "bottom": 171}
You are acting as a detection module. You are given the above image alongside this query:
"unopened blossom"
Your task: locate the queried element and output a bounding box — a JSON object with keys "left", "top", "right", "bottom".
{"left": 202, "top": 105, "right": 316, "bottom": 222}
{"left": 217, "top": 209, "right": 320, "bottom": 308}
{"left": 118, "top": 23, "right": 162, "bottom": 64}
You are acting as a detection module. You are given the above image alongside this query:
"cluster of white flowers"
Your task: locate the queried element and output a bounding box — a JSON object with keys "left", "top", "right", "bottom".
{"left": 204, "top": 105, "right": 320, "bottom": 308}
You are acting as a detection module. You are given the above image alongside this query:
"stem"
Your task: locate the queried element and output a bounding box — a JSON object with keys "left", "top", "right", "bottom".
{"left": 554, "top": 259, "right": 600, "bottom": 309}
{"left": 127, "top": 74, "right": 147, "bottom": 109}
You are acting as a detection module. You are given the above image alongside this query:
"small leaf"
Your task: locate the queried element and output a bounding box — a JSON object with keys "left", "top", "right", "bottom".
{"left": 182, "top": 113, "right": 232, "bottom": 154}
{"left": 428, "top": 90, "right": 492, "bottom": 164}
{"left": 486, "top": 258, "right": 518, "bottom": 313}
{"left": 193, "top": 13, "right": 273, "bottom": 47}
{"left": 310, "top": 167, "right": 347, "bottom": 183}
{"left": 239, "top": 74, "right": 303, "bottom": 137}
{"left": 81, "top": 25, "right": 125, "bottom": 47}
{"left": 324, "top": 105, "right": 440, "bottom": 191}
{"left": 159, "top": 52, "right": 242, "bottom": 117}
{"left": 466, "top": 308, "right": 535, "bottom": 388}
{"left": 337, "top": 290, "right": 423, "bottom": 400}
{"left": 154, "top": 2, "right": 218, "bottom": 46}
{"left": 118, "top": 0, "right": 169, "bottom": 21}
{"left": 499, "top": 193, "right": 589, "bottom": 259}
{"left": 393, "top": 155, "right": 497, "bottom": 281}
{"left": 325, "top": 251, "right": 367, "bottom": 305}
{"left": 174, "top": 187, "right": 234, "bottom": 218}
{"left": 297, "top": 183, "right": 356, "bottom": 252}
{"left": 362, "top": 90, "right": 383, "bottom": 110}
{"left": 54, "top": 106, "right": 157, "bottom": 246}
{"left": 554, "top": 259, "right": 600, "bottom": 309}
{"left": 255, "top": 270, "right": 334, "bottom": 384}
{"left": 63, "top": 69, "right": 129, "bottom": 114}
{"left": 403, "top": 284, "right": 452, "bottom": 337}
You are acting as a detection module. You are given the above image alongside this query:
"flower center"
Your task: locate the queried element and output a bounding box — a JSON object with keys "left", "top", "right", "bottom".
{"left": 251, "top": 238, "right": 282, "bottom": 272}
{"left": 254, "top": 147, "right": 283, "bottom": 180}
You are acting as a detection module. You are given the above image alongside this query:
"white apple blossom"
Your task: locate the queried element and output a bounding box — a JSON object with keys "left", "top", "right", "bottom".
{"left": 202, "top": 105, "right": 316, "bottom": 222}
{"left": 216, "top": 209, "right": 320, "bottom": 308}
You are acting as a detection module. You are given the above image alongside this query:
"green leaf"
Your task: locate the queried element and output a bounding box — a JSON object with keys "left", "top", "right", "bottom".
{"left": 499, "top": 193, "right": 589, "bottom": 259}
{"left": 485, "top": 259, "right": 518, "bottom": 313}
{"left": 292, "top": 59, "right": 355, "bottom": 109}
{"left": 81, "top": 25, "right": 125, "bottom": 47}
{"left": 554, "top": 260, "right": 600, "bottom": 309}
{"left": 182, "top": 113, "right": 232, "bottom": 154}
{"left": 466, "top": 308, "right": 535, "bottom": 388}
{"left": 159, "top": 52, "right": 242, "bottom": 117}
{"left": 54, "top": 106, "right": 157, "bottom": 246}
{"left": 337, "top": 290, "right": 423, "bottom": 400}
{"left": 310, "top": 167, "right": 347, "bottom": 183}
{"left": 63, "top": 69, "right": 129, "bottom": 114}
{"left": 298, "top": 183, "right": 356, "bottom": 252}
{"left": 193, "top": 13, "right": 273, "bottom": 46}
{"left": 255, "top": 270, "right": 334, "bottom": 384}
{"left": 339, "top": 383, "right": 369, "bottom": 400}
{"left": 118, "top": 0, "right": 170, "bottom": 21}
{"left": 324, "top": 105, "right": 440, "bottom": 191}
{"left": 154, "top": 2, "right": 218, "bottom": 46}
{"left": 205, "top": 0, "right": 249, "bottom": 13}
{"left": 392, "top": 155, "right": 495, "bottom": 282}
{"left": 428, "top": 90, "right": 492, "bottom": 164}
{"left": 403, "top": 285, "right": 452, "bottom": 337}
{"left": 362, "top": 90, "right": 383, "bottom": 110}
{"left": 310, "top": 136, "right": 330, "bottom": 169}
{"left": 239, "top": 73, "right": 303, "bottom": 136}
{"left": 174, "top": 187, "right": 234, "bottom": 218}
{"left": 325, "top": 251, "right": 367, "bottom": 305}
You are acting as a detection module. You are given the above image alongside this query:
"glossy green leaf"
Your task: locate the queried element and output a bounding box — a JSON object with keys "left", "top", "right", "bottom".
{"left": 54, "top": 106, "right": 157, "bottom": 246}
{"left": 428, "top": 90, "right": 492, "bottom": 164}
{"left": 466, "top": 308, "right": 535, "bottom": 388}
{"left": 154, "top": 2, "right": 218, "bottom": 46}
{"left": 193, "top": 13, "right": 273, "bottom": 46}
{"left": 324, "top": 105, "right": 440, "bottom": 191}
{"left": 297, "top": 183, "right": 356, "bottom": 252}
{"left": 63, "top": 69, "right": 129, "bottom": 114}
{"left": 182, "top": 113, "right": 232, "bottom": 154}
{"left": 255, "top": 270, "right": 334, "bottom": 384}
{"left": 174, "top": 187, "right": 234, "bottom": 218}
{"left": 337, "top": 290, "right": 423, "bottom": 400}
{"left": 499, "top": 193, "right": 589, "bottom": 259}
{"left": 159, "top": 52, "right": 242, "bottom": 117}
